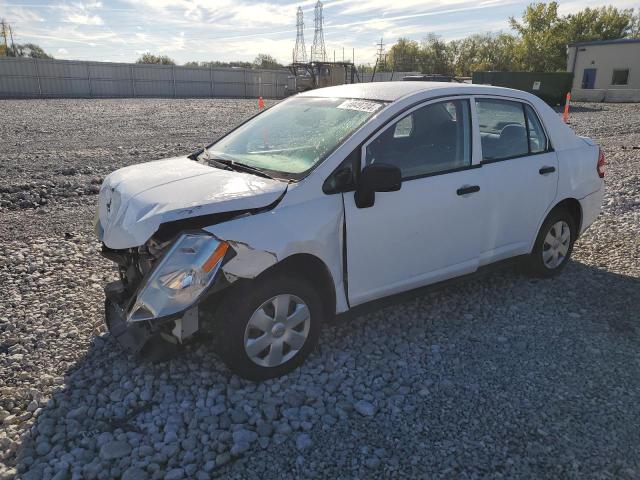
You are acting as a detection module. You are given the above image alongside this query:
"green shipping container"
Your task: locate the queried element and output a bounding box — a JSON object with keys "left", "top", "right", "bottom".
{"left": 472, "top": 71, "right": 573, "bottom": 106}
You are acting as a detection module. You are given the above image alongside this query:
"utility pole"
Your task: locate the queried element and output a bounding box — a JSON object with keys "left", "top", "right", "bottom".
{"left": 1, "top": 19, "right": 9, "bottom": 57}
{"left": 8, "top": 23, "right": 16, "bottom": 56}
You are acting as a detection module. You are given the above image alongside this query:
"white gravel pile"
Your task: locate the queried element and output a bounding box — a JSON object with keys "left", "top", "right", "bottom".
{"left": 0, "top": 99, "right": 638, "bottom": 479}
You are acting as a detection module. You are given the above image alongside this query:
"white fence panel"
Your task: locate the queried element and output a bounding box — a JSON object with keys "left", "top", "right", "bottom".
{"left": 0, "top": 75, "right": 40, "bottom": 96}
{"left": 214, "top": 82, "right": 247, "bottom": 98}
{"left": 0, "top": 58, "right": 417, "bottom": 99}
{"left": 133, "top": 65, "right": 173, "bottom": 81}
{"left": 90, "top": 79, "right": 134, "bottom": 97}
{"left": 133, "top": 80, "right": 174, "bottom": 97}
{"left": 37, "top": 60, "right": 88, "bottom": 79}
{"left": 176, "top": 82, "right": 210, "bottom": 97}
{"left": 90, "top": 63, "right": 130, "bottom": 80}
{"left": 175, "top": 67, "right": 210, "bottom": 82}
{"left": 40, "top": 78, "right": 90, "bottom": 96}
{"left": 0, "top": 58, "right": 37, "bottom": 76}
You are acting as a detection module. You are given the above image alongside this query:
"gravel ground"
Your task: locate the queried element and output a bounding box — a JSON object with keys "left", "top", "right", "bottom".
{"left": 0, "top": 99, "right": 638, "bottom": 480}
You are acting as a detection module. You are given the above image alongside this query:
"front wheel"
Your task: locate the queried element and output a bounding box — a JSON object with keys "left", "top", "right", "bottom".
{"left": 214, "top": 271, "right": 323, "bottom": 381}
{"left": 526, "top": 209, "right": 576, "bottom": 278}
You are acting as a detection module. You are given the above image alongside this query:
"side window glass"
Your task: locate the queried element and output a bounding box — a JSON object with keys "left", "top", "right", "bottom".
{"left": 393, "top": 115, "right": 413, "bottom": 138}
{"left": 365, "top": 99, "right": 471, "bottom": 179}
{"left": 476, "top": 99, "right": 528, "bottom": 161}
{"left": 525, "top": 105, "right": 547, "bottom": 153}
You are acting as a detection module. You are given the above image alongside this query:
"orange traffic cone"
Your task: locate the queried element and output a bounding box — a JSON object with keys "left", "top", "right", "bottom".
{"left": 258, "top": 96, "right": 265, "bottom": 110}
{"left": 562, "top": 92, "right": 571, "bottom": 123}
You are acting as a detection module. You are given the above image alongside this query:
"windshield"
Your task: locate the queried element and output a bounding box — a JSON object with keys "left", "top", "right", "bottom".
{"left": 207, "top": 97, "right": 386, "bottom": 179}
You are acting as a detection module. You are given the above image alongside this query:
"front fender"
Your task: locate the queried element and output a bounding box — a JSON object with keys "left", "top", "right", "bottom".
{"left": 204, "top": 194, "right": 349, "bottom": 313}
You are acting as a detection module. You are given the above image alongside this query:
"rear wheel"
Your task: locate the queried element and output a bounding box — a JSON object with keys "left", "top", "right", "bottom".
{"left": 215, "top": 271, "right": 323, "bottom": 380}
{"left": 526, "top": 209, "right": 576, "bottom": 277}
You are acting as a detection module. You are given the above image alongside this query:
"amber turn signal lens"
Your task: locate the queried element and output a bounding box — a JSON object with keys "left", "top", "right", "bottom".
{"left": 202, "top": 242, "right": 229, "bottom": 273}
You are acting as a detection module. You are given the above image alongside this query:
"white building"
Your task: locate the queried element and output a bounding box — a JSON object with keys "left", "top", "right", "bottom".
{"left": 567, "top": 38, "right": 640, "bottom": 102}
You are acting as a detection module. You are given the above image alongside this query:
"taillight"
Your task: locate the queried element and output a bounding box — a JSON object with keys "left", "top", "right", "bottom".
{"left": 597, "top": 149, "right": 605, "bottom": 178}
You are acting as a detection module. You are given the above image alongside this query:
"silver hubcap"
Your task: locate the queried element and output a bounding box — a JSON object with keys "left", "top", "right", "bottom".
{"left": 542, "top": 220, "right": 571, "bottom": 269}
{"left": 244, "top": 294, "right": 311, "bottom": 368}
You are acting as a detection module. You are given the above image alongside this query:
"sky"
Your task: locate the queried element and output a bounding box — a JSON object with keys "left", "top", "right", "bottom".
{"left": 1, "top": 0, "right": 638, "bottom": 65}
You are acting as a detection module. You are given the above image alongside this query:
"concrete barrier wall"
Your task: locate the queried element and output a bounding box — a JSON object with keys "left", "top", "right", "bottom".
{"left": 0, "top": 58, "right": 290, "bottom": 99}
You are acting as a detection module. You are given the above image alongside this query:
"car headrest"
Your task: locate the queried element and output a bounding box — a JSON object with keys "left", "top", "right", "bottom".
{"left": 500, "top": 124, "right": 526, "bottom": 142}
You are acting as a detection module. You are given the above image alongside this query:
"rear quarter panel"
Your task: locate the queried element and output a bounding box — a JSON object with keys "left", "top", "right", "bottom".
{"left": 533, "top": 102, "right": 604, "bottom": 243}
{"left": 556, "top": 143, "right": 602, "bottom": 200}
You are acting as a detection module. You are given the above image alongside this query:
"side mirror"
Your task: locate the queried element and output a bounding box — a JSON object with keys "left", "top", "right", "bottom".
{"left": 355, "top": 163, "right": 401, "bottom": 208}
{"left": 322, "top": 166, "right": 354, "bottom": 194}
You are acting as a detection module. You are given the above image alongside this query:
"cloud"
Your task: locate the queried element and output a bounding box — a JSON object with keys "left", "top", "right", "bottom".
{"left": 57, "top": 47, "right": 69, "bottom": 54}
{"left": 14, "top": 0, "right": 634, "bottom": 66}
{"left": 557, "top": 0, "right": 640, "bottom": 14}
{"left": 3, "top": 6, "right": 45, "bottom": 24}
{"left": 158, "top": 32, "right": 187, "bottom": 52}
{"left": 66, "top": 14, "right": 105, "bottom": 25}
{"left": 334, "top": 0, "right": 472, "bottom": 15}
{"left": 121, "top": 0, "right": 294, "bottom": 28}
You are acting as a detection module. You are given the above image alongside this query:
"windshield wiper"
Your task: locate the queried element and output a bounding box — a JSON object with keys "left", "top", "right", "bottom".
{"left": 197, "top": 148, "right": 233, "bottom": 171}
{"left": 213, "top": 158, "right": 277, "bottom": 180}
{"left": 199, "top": 148, "right": 281, "bottom": 180}
{"left": 207, "top": 157, "right": 235, "bottom": 171}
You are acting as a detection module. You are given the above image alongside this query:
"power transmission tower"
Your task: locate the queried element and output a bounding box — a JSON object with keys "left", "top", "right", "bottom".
{"left": 293, "top": 7, "right": 308, "bottom": 63}
{"left": 376, "top": 37, "right": 386, "bottom": 68}
{"left": 310, "top": 0, "right": 327, "bottom": 62}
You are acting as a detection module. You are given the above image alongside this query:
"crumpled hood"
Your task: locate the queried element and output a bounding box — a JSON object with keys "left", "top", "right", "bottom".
{"left": 97, "top": 156, "right": 287, "bottom": 249}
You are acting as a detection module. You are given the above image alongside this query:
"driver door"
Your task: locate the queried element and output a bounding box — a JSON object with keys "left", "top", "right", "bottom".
{"left": 343, "top": 98, "right": 489, "bottom": 306}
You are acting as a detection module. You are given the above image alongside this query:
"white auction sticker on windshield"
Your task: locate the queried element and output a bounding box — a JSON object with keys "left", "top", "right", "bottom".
{"left": 337, "top": 100, "right": 382, "bottom": 113}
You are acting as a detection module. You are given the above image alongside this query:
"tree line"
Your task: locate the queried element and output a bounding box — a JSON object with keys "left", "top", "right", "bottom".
{"left": 382, "top": 2, "right": 640, "bottom": 76}
{"left": 135, "top": 52, "right": 283, "bottom": 70}
{"left": 1, "top": 40, "right": 53, "bottom": 59}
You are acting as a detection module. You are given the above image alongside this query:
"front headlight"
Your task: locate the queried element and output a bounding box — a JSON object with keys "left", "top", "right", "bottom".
{"left": 127, "top": 233, "right": 229, "bottom": 322}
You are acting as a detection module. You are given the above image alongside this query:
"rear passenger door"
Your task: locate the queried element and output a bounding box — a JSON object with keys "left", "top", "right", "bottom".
{"left": 474, "top": 97, "right": 558, "bottom": 264}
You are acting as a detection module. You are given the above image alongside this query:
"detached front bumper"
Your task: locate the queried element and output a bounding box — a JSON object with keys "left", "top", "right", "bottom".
{"left": 104, "top": 281, "right": 156, "bottom": 353}
{"left": 104, "top": 278, "right": 220, "bottom": 355}
{"left": 102, "top": 233, "right": 235, "bottom": 355}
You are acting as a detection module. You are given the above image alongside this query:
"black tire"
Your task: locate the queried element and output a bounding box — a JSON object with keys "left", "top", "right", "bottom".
{"left": 526, "top": 208, "right": 577, "bottom": 278}
{"left": 214, "top": 271, "right": 323, "bottom": 381}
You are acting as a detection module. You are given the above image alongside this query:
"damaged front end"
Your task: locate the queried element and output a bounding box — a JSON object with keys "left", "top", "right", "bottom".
{"left": 102, "top": 232, "right": 234, "bottom": 356}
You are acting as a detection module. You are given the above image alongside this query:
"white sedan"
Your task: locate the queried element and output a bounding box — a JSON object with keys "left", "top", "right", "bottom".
{"left": 96, "top": 82, "right": 604, "bottom": 380}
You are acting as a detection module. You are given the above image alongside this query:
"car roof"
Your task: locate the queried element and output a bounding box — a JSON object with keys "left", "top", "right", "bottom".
{"left": 298, "top": 81, "right": 584, "bottom": 154}
{"left": 298, "top": 81, "right": 524, "bottom": 103}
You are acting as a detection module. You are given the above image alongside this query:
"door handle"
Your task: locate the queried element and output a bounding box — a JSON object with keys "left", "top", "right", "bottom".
{"left": 539, "top": 166, "right": 556, "bottom": 175}
{"left": 456, "top": 185, "right": 480, "bottom": 196}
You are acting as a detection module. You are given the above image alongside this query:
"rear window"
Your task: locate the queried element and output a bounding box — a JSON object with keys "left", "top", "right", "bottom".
{"left": 476, "top": 99, "right": 528, "bottom": 160}
{"left": 476, "top": 99, "right": 548, "bottom": 161}
{"left": 525, "top": 105, "right": 547, "bottom": 153}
